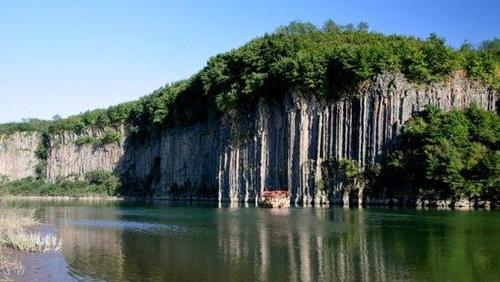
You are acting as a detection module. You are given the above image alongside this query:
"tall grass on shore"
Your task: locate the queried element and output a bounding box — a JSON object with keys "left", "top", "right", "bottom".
{"left": 0, "top": 201, "right": 62, "bottom": 280}
{"left": 0, "top": 205, "right": 37, "bottom": 230}
{"left": 1, "top": 231, "right": 61, "bottom": 253}
{"left": 0, "top": 202, "right": 62, "bottom": 253}
{"left": 0, "top": 249, "right": 23, "bottom": 281}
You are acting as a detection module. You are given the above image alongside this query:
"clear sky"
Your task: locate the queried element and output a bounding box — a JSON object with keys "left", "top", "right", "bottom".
{"left": 0, "top": 0, "right": 498, "bottom": 123}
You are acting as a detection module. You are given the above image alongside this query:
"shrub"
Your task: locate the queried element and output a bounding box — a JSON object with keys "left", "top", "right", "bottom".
{"left": 1, "top": 20, "right": 496, "bottom": 139}
{"left": 84, "top": 170, "right": 121, "bottom": 196}
{"left": 75, "top": 130, "right": 120, "bottom": 147}
{"left": 380, "top": 105, "right": 499, "bottom": 202}
{"left": 75, "top": 136, "right": 96, "bottom": 146}
{"left": 96, "top": 130, "right": 121, "bottom": 145}
{"left": 320, "top": 158, "right": 362, "bottom": 193}
{"left": 0, "top": 171, "right": 121, "bottom": 197}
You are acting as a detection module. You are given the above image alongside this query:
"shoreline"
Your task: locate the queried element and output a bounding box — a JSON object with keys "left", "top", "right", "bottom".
{"left": 0, "top": 202, "right": 70, "bottom": 282}
{"left": 1, "top": 195, "right": 497, "bottom": 210}
{"left": 2, "top": 224, "right": 73, "bottom": 282}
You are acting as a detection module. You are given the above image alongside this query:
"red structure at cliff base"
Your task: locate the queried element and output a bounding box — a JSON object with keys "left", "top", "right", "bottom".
{"left": 258, "top": 190, "right": 290, "bottom": 208}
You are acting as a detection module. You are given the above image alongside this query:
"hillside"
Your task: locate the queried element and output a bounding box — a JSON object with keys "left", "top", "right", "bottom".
{"left": 1, "top": 21, "right": 497, "bottom": 137}
{"left": 0, "top": 21, "right": 498, "bottom": 207}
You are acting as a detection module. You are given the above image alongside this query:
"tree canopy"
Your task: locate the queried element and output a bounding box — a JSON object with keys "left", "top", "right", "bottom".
{"left": 378, "top": 105, "right": 499, "bottom": 203}
{"left": 1, "top": 20, "right": 498, "bottom": 137}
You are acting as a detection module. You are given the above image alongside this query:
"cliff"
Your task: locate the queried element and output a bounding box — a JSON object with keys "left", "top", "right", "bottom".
{"left": 0, "top": 132, "right": 40, "bottom": 180}
{"left": 46, "top": 128, "right": 124, "bottom": 180}
{"left": 2, "top": 72, "right": 494, "bottom": 204}
{"left": 122, "top": 72, "right": 495, "bottom": 204}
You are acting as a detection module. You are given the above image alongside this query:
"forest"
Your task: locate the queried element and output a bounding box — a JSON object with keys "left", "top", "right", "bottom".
{"left": 0, "top": 20, "right": 498, "bottom": 137}
{"left": 373, "top": 105, "right": 499, "bottom": 204}
{"left": 0, "top": 21, "right": 498, "bottom": 204}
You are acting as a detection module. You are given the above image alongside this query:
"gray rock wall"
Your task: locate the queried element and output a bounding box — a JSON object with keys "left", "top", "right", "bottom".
{"left": 0, "top": 72, "right": 497, "bottom": 203}
{"left": 121, "top": 72, "right": 497, "bottom": 203}
{"left": 46, "top": 128, "right": 124, "bottom": 180}
{"left": 0, "top": 132, "right": 40, "bottom": 180}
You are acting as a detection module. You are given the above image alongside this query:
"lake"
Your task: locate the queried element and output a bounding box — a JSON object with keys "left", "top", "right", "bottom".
{"left": 12, "top": 200, "right": 500, "bottom": 281}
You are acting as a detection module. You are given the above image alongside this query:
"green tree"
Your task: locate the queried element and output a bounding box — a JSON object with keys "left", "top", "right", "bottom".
{"left": 384, "top": 105, "right": 499, "bottom": 203}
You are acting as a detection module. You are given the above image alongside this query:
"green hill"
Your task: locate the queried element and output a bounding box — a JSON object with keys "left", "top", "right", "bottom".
{"left": 1, "top": 20, "right": 497, "bottom": 138}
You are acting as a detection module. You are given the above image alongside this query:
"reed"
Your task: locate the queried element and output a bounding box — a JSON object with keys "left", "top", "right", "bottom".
{"left": 0, "top": 231, "right": 61, "bottom": 253}
{"left": 0, "top": 248, "right": 23, "bottom": 281}
{"left": 0, "top": 201, "right": 61, "bottom": 280}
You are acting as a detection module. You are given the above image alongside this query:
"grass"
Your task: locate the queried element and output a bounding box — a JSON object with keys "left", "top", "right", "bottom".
{"left": 0, "top": 201, "right": 62, "bottom": 280}
{"left": 0, "top": 206, "right": 37, "bottom": 230}
{"left": 0, "top": 249, "right": 23, "bottom": 281}
{"left": 0, "top": 231, "right": 61, "bottom": 253}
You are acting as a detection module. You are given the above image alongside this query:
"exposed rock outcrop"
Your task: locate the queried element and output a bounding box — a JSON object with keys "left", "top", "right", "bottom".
{"left": 0, "top": 72, "right": 497, "bottom": 204}
{"left": 120, "top": 72, "right": 497, "bottom": 203}
{"left": 0, "top": 132, "right": 39, "bottom": 180}
{"left": 46, "top": 128, "right": 124, "bottom": 180}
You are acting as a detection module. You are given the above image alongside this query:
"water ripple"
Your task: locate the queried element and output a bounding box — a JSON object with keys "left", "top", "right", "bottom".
{"left": 67, "top": 219, "right": 186, "bottom": 233}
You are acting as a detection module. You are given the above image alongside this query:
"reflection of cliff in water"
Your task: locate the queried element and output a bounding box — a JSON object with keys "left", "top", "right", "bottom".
{"left": 49, "top": 206, "right": 126, "bottom": 281}
{"left": 215, "top": 208, "right": 401, "bottom": 282}
{"left": 42, "top": 202, "right": 499, "bottom": 282}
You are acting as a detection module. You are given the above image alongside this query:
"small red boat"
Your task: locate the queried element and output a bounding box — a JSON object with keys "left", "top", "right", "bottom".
{"left": 258, "top": 190, "right": 290, "bottom": 208}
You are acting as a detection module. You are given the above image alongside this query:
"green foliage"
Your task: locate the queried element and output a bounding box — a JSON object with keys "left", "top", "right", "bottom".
{"left": 46, "top": 102, "right": 136, "bottom": 135}
{"left": 0, "top": 170, "right": 121, "bottom": 197}
{"left": 480, "top": 38, "right": 500, "bottom": 57}
{"left": 320, "top": 158, "right": 362, "bottom": 193}
{"left": 75, "top": 136, "right": 96, "bottom": 146}
{"left": 34, "top": 133, "right": 50, "bottom": 179}
{"left": 84, "top": 170, "right": 121, "bottom": 196}
{"left": 75, "top": 130, "right": 120, "bottom": 146}
{"left": 478, "top": 38, "right": 500, "bottom": 90}
{"left": 0, "top": 20, "right": 497, "bottom": 139}
{"left": 97, "top": 130, "right": 121, "bottom": 145}
{"left": 0, "top": 119, "right": 50, "bottom": 136}
{"left": 381, "top": 105, "right": 499, "bottom": 202}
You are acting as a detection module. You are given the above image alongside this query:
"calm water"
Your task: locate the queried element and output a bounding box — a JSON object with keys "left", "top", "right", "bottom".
{"left": 15, "top": 200, "right": 500, "bottom": 281}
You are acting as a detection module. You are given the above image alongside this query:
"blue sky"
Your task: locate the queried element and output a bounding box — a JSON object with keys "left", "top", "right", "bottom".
{"left": 0, "top": 0, "right": 498, "bottom": 123}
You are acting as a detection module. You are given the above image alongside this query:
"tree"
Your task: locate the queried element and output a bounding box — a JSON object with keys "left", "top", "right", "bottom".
{"left": 322, "top": 19, "right": 340, "bottom": 33}
{"left": 356, "top": 21, "right": 369, "bottom": 32}
{"left": 275, "top": 21, "right": 318, "bottom": 35}
{"left": 385, "top": 106, "right": 499, "bottom": 203}
{"left": 320, "top": 158, "right": 363, "bottom": 205}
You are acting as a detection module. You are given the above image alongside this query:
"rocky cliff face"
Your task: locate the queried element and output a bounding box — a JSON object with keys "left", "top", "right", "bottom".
{"left": 46, "top": 128, "right": 124, "bottom": 180}
{"left": 0, "top": 73, "right": 497, "bottom": 203}
{"left": 0, "top": 132, "right": 40, "bottom": 180}
{"left": 120, "top": 72, "right": 497, "bottom": 203}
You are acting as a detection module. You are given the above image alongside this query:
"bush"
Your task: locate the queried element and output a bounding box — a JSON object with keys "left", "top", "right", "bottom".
{"left": 1, "top": 20, "right": 496, "bottom": 139}
{"left": 75, "top": 136, "right": 96, "bottom": 146}
{"left": 320, "top": 158, "right": 362, "bottom": 193}
{"left": 75, "top": 130, "right": 120, "bottom": 146}
{"left": 379, "top": 105, "right": 499, "bottom": 202}
{"left": 96, "top": 130, "right": 121, "bottom": 145}
{"left": 0, "top": 170, "right": 121, "bottom": 197}
{"left": 84, "top": 170, "right": 121, "bottom": 196}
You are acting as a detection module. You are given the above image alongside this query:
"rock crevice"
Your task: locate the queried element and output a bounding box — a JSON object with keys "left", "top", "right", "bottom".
{"left": 0, "top": 73, "right": 497, "bottom": 203}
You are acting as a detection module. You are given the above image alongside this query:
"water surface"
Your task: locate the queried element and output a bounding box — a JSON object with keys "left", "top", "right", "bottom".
{"left": 15, "top": 200, "right": 500, "bottom": 281}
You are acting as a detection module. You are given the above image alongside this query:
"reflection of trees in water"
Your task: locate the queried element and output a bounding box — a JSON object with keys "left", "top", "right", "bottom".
{"left": 48, "top": 204, "right": 500, "bottom": 282}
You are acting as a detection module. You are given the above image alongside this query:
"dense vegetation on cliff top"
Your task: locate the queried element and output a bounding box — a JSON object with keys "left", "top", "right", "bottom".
{"left": 0, "top": 21, "right": 498, "bottom": 137}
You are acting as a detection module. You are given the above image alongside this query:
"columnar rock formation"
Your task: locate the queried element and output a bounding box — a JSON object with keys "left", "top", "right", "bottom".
{"left": 0, "top": 132, "right": 39, "bottom": 180}
{"left": 120, "top": 72, "right": 497, "bottom": 203}
{"left": 0, "top": 73, "right": 497, "bottom": 203}
{"left": 46, "top": 128, "right": 124, "bottom": 180}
